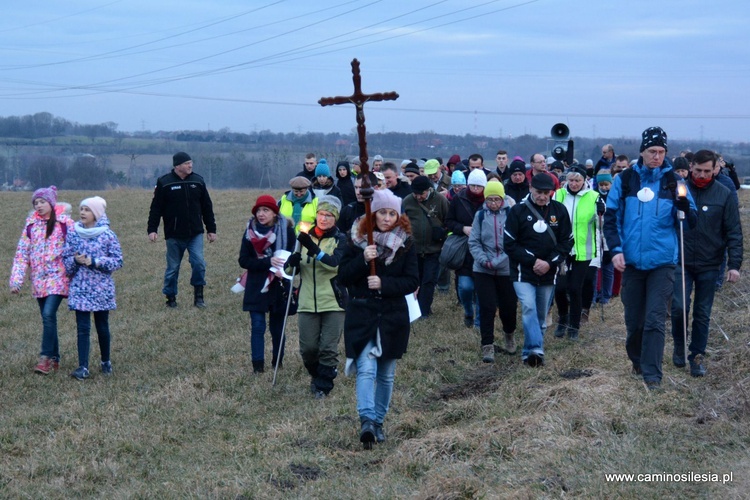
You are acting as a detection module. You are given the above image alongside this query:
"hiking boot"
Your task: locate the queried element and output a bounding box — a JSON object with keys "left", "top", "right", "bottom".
{"left": 503, "top": 332, "right": 516, "bottom": 354}
{"left": 524, "top": 353, "right": 544, "bottom": 367}
{"left": 645, "top": 380, "right": 661, "bottom": 391}
{"left": 580, "top": 309, "right": 589, "bottom": 324}
{"left": 252, "top": 361, "right": 264, "bottom": 374}
{"left": 34, "top": 356, "right": 52, "bottom": 375}
{"left": 672, "top": 346, "right": 686, "bottom": 368}
{"left": 165, "top": 295, "right": 177, "bottom": 308}
{"left": 567, "top": 326, "right": 579, "bottom": 341}
{"left": 193, "top": 286, "right": 206, "bottom": 308}
{"left": 360, "top": 419, "right": 376, "bottom": 449}
{"left": 481, "top": 344, "right": 495, "bottom": 363}
{"left": 554, "top": 315, "right": 568, "bottom": 338}
{"left": 70, "top": 366, "right": 90, "bottom": 381}
{"left": 690, "top": 355, "right": 706, "bottom": 377}
{"left": 101, "top": 360, "right": 113, "bottom": 375}
{"left": 374, "top": 422, "right": 386, "bottom": 443}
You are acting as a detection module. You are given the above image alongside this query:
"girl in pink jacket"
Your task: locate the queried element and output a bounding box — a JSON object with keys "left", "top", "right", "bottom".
{"left": 10, "top": 186, "right": 74, "bottom": 375}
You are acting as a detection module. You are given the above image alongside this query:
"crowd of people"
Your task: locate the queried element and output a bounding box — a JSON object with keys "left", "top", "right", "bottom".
{"left": 9, "top": 128, "right": 744, "bottom": 448}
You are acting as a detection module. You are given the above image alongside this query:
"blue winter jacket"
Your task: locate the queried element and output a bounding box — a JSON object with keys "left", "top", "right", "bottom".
{"left": 603, "top": 161, "right": 696, "bottom": 271}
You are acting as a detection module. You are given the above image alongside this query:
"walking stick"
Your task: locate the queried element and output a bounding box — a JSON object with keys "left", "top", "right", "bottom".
{"left": 676, "top": 183, "right": 688, "bottom": 367}
{"left": 272, "top": 239, "right": 302, "bottom": 386}
{"left": 598, "top": 213, "right": 605, "bottom": 322}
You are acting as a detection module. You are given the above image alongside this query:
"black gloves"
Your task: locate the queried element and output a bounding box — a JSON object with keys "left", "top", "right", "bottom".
{"left": 596, "top": 197, "right": 606, "bottom": 216}
{"left": 674, "top": 196, "right": 690, "bottom": 213}
{"left": 286, "top": 252, "right": 302, "bottom": 272}
{"left": 297, "top": 231, "right": 321, "bottom": 256}
{"left": 602, "top": 250, "right": 612, "bottom": 265}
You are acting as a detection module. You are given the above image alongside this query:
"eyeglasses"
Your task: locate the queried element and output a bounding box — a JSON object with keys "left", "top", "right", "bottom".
{"left": 318, "top": 213, "right": 335, "bottom": 219}
{"left": 485, "top": 197, "right": 503, "bottom": 204}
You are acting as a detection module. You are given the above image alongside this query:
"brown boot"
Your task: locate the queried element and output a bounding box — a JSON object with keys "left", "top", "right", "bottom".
{"left": 481, "top": 344, "right": 495, "bottom": 363}
{"left": 504, "top": 332, "right": 516, "bottom": 354}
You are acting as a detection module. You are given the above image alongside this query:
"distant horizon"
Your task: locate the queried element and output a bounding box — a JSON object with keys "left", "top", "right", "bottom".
{"left": 2, "top": 1, "right": 748, "bottom": 144}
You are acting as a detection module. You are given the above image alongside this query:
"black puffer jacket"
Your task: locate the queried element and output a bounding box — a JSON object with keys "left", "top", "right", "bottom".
{"left": 147, "top": 170, "right": 216, "bottom": 239}
{"left": 445, "top": 189, "right": 484, "bottom": 276}
{"left": 339, "top": 237, "right": 419, "bottom": 360}
{"left": 682, "top": 177, "right": 743, "bottom": 273}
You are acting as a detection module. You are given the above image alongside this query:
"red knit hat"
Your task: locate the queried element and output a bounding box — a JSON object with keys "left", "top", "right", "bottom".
{"left": 252, "top": 195, "right": 279, "bottom": 215}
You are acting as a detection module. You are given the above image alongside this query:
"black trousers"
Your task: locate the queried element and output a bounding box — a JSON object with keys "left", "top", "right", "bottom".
{"left": 554, "top": 259, "right": 591, "bottom": 329}
{"left": 473, "top": 272, "right": 517, "bottom": 346}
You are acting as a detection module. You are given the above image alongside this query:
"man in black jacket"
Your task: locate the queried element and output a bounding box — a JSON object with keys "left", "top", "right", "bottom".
{"left": 504, "top": 174, "right": 573, "bottom": 367}
{"left": 147, "top": 152, "right": 217, "bottom": 308}
{"left": 671, "top": 149, "right": 743, "bottom": 376}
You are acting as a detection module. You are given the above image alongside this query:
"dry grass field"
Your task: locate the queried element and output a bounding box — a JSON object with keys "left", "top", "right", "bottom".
{"left": 1, "top": 188, "right": 749, "bottom": 499}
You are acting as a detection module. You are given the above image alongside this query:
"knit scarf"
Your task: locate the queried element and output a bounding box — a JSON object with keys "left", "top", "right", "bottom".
{"left": 245, "top": 215, "right": 289, "bottom": 258}
{"left": 287, "top": 191, "right": 311, "bottom": 225}
{"left": 351, "top": 221, "right": 408, "bottom": 266}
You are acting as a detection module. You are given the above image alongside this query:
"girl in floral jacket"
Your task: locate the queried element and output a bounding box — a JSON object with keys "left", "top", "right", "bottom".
{"left": 63, "top": 197, "right": 123, "bottom": 380}
{"left": 10, "top": 186, "right": 74, "bottom": 375}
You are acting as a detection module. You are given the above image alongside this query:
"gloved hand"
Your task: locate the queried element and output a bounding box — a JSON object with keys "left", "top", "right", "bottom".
{"left": 674, "top": 196, "right": 690, "bottom": 213}
{"left": 602, "top": 250, "right": 612, "bottom": 265}
{"left": 286, "top": 252, "right": 302, "bottom": 272}
{"left": 297, "top": 231, "right": 321, "bottom": 256}
{"left": 596, "top": 197, "right": 606, "bottom": 216}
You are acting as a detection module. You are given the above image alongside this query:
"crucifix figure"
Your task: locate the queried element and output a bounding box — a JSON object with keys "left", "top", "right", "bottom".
{"left": 319, "top": 58, "right": 399, "bottom": 274}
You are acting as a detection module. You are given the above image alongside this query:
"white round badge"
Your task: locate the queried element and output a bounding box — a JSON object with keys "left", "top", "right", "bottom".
{"left": 637, "top": 187, "right": 654, "bottom": 202}
{"left": 533, "top": 220, "right": 548, "bottom": 233}
{"left": 702, "top": 206, "right": 708, "bottom": 212}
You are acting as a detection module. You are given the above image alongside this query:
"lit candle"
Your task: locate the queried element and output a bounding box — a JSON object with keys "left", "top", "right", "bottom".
{"left": 677, "top": 180, "right": 687, "bottom": 198}
{"left": 298, "top": 221, "right": 312, "bottom": 234}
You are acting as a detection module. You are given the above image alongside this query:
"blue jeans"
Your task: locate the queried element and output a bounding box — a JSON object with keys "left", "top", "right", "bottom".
{"left": 457, "top": 274, "right": 480, "bottom": 326}
{"left": 513, "top": 282, "right": 554, "bottom": 360}
{"left": 249, "top": 311, "right": 286, "bottom": 364}
{"left": 163, "top": 235, "right": 206, "bottom": 296}
{"left": 37, "top": 295, "right": 63, "bottom": 360}
{"left": 621, "top": 265, "right": 674, "bottom": 383}
{"left": 355, "top": 339, "right": 397, "bottom": 424}
{"left": 75, "top": 310, "right": 111, "bottom": 369}
{"left": 417, "top": 253, "right": 440, "bottom": 317}
{"left": 595, "top": 262, "right": 615, "bottom": 303}
{"left": 671, "top": 267, "right": 719, "bottom": 361}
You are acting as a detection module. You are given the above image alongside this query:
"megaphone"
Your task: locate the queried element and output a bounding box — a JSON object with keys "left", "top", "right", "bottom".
{"left": 551, "top": 123, "right": 570, "bottom": 140}
{"left": 550, "top": 123, "right": 574, "bottom": 164}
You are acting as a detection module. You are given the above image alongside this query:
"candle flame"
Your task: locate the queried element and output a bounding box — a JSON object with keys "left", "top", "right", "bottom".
{"left": 298, "top": 222, "right": 312, "bottom": 234}
{"left": 677, "top": 181, "right": 687, "bottom": 198}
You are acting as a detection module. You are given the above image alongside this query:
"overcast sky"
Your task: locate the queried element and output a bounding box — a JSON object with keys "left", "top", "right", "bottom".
{"left": 1, "top": 0, "right": 748, "bottom": 143}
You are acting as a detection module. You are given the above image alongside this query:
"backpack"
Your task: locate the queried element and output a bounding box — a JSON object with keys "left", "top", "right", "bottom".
{"left": 26, "top": 221, "right": 67, "bottom": 240}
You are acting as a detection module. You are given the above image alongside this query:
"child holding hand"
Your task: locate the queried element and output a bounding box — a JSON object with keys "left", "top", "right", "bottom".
{"left": 63, "top": 196, "right": 123, "bottom": 380}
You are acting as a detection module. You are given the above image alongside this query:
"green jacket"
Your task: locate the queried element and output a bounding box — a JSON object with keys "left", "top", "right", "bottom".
{"left": 554, "top": 186, "right": 600, "bottom": 261}
{"left": 279, "top": 192, "right": 319, "bottom": 234}
{"left": 296, "top": 226, "right": 347, "bottom": 313}
{"left": 402, "top": 190, "right": 449, "bottom": 255}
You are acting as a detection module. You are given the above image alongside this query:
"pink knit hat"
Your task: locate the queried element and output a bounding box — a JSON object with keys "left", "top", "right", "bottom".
{"left": 80, "top": 196, "right": 107, "bottom": 220}
{"left": 32, "top": 185, "right": 57, "bottom": 207}
{"left": 371, "top": 188, "right": 402, "bottom": 214}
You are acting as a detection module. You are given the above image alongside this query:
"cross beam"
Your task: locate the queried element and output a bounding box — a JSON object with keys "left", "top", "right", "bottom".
{"left": 319, "top": 58, "right": 399, "bottom": 274}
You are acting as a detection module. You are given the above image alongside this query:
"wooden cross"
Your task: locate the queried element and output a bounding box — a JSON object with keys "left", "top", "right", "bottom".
{"left": 319, "top": 58, "right": 399, "bottom": 274}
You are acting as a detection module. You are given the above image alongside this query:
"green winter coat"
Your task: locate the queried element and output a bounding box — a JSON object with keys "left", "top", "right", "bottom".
{"left": 296, "top": 226, "right": 347, "bottom": 313}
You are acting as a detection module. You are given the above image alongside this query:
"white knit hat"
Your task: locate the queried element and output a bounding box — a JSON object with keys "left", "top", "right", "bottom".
{"left": 467, "top": 169, "right": 488, "bottom": 188}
